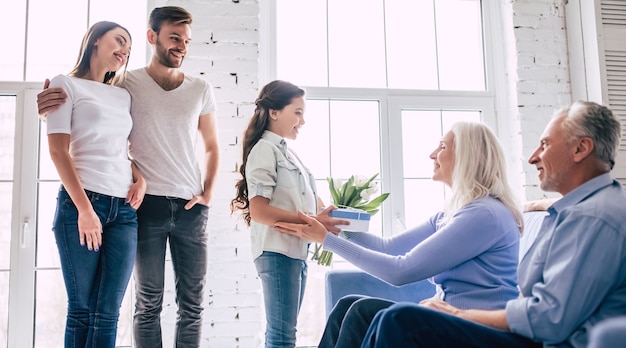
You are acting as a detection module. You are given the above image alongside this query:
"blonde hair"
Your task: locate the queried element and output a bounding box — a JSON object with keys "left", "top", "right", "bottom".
{"left": 443, "top": 122, "right": 523, "bottom": 232}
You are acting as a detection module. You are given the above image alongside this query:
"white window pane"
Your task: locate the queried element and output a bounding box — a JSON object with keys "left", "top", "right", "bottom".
{"left": 403, "top": 179, "right": 445, "bottom": 229}
{"left": 34, "top": 270, "right": 134, "bottom": 347}
{"left": 296, "top": 262, "right": 326, "bottom": 346}
{"left": 38, "top": 123, "right": 59, "bottom": 181}
{"left": 34, "top": 270, "right": 66, "bottom": 348}
{"left": 436, "top": 0, "right": 485, "bottom": 90}
{"left": 89, "top": 0, "right": 149, "bottom": 70}
{"left": 0, "top": 184, "right": 11, "bottom": 270}
{"left": 328, "top": 0, "right": 386, "bottom": 88}
{"left": 0, "top": 96, "right": 15, "bottom": 271}
{"left": 290, "top": 99, "right": 330, "bottom": 177}
{"left": 0, "top": 272, "right": 8, "bottom": 347}
{"left": 116, "top": 285, "right": 134, "bottom": 347}
{"left": 0, "top": 96, "right": 15, "bottom": 180}
{"left": 36, "top": 182, "right": 61, "bottom": 268}
{"left": 276, "top": 0, "right": 328, "bottom": 86}
{"left": 0, "top": 1, "right": 27, "bottom": 81}
{"left": 39, "top": 121, "right": 60, "bottom": 180}
{"left": 26, "top": 0, "right": 88, "bottom": 81}
{"left": 386, "top": 0, "right": 438, "bottom": 89}
{"left": 402, "top": 110, "right": 443, "bottom": 178}
{"left": 441, "top": 110, "right": 482, "bottom": 132}
{"left": 329, "top": 100, "right": 381, "bottom": 177}
{"left": 402, "top": 110, "right": 481, "bottom": 178}
{"left": 314, "top": 178, "right": 331, "bottom": 207}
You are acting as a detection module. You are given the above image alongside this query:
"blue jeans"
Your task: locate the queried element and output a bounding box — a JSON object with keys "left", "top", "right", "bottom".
{"left": 133, "top": 195, "right": 209, "bottom": 348}
{"left": 319, "top": 295, "right": 394, "bottom": 348}
{"left": 254, "top": 251, "right": 307, "bottom": 348}
{"left": 53, "top": 186, "right": 137, "bottom": 348}
{"left": 362, "top": 302, "right": 541, "bottom": 347}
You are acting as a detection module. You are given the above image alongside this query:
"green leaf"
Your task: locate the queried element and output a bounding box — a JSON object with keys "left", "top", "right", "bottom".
{"left": 328, "top": 173, "right": 389, "bottom": 212}
{"left": 339, "top": 176, "right": 357, "bottom": 207}
{"left": 366, "top": 192, "right": 390, "bottom": 207}
{"left": 356, "top": 193, "right": 389, "bottom": 215}
{"left": 327, "top": 177, "right": 341, "bottom": 205}
{"left": 346, "top": 190, "right": 364, "bottom": 207}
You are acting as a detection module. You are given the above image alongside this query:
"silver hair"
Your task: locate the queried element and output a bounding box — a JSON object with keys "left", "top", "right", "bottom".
{"left": 557, "top": 101, "right": 621, "bottom": 170}
{"left": 442, "top": 122, "right": 523, "bottom": 232}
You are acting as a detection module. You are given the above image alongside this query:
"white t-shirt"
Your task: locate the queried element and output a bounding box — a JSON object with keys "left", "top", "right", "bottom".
{"left": 46, "top": 75, "right": 133, "bottom": 198}
{"left": 120, "top": 68, "right": 217, "bottom": 199}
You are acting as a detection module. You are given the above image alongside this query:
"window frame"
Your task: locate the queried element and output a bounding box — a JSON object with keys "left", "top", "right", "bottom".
{"left": 260, "top": 0, "right": 510, "bottom": 236}
{"left": 2, "top": 82, "right": 42, "bottom": 348}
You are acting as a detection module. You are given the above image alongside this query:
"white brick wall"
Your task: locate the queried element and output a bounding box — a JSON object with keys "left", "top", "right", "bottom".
{"left": 512, "top": 0, "right": 571, "bottom": 200}
{"left": 155, "top": 0, "right": 571, "bottom": 347}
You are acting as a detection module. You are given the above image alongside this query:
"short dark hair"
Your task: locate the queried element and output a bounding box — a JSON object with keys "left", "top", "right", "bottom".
{"left": 149, "top": 6, "right": 192, "bottom": 33}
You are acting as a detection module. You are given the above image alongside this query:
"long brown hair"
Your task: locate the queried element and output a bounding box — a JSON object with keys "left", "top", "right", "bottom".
{"left": 69, "top": 21, "right": 131, "bottom": 84}
{"left": 231, "top": 80, "right": 305, "bottom": 225}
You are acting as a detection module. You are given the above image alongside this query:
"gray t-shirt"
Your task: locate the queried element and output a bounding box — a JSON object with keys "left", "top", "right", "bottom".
{"left": 121, "top": 68, "right": 217, "bottom": 199}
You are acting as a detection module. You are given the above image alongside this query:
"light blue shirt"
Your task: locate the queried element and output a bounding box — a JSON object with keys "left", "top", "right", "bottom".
{"left": 506, "top": 173, "right": 626, "bottom": 347}
{"left": 246, "top": 131, "right": 318, "bottom": 260}
{"left": 323, "top": 196, "right": 520, "bottom": 310}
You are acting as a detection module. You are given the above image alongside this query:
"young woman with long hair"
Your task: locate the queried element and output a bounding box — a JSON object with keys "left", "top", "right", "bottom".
{"left": 46, "top": 21, "right": 145, "bottom": 347}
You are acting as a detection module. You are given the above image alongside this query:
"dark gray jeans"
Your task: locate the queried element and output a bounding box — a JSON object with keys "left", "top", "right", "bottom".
{"left": 133, "top": 194, "right": 209, "bottom": 348}
{"left": 319, "top": 295, "right": 395, "bottom": 348}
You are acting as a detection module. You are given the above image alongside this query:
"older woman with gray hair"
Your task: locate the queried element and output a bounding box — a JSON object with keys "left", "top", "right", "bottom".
{"left": 276, "top": 121, "right": 523, "bottom": 348}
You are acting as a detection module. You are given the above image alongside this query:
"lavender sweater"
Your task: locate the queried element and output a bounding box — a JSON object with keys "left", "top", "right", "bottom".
{"left": 323, "top": 196, "right": 520, "bottom": 310}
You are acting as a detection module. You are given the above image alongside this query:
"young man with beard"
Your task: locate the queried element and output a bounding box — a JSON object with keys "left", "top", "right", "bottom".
{"left": 37, "top": 6, "right": 219, "bottom": 348}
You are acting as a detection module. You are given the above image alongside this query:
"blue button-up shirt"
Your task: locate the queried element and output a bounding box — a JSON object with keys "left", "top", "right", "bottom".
{"left": 506, "top": 173, "right": 626, "bottom": 347}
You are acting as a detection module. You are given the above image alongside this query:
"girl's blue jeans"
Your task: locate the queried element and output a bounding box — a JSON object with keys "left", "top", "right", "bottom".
{"left": 254, "top": 251, "right": 308, "bottom": 348}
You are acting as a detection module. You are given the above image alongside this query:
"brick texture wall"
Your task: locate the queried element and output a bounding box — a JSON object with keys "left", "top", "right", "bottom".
{"left": 153, "top": 0, "right": 571, "bottom": 347}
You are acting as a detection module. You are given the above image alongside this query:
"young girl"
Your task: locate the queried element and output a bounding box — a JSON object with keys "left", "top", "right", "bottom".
{"left": 231, "top": 80, "right": 346, "bottom": 347}
{"left": 46, "top": 21, "right": 145, "bottom": 347}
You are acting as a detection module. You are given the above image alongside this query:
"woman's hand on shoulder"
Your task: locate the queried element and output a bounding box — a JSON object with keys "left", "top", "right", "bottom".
{"left": 523, "top": 197, "right": 560, "bottom": 212}
{"left": 37, "top": 78, "right": 68, "bottom": 118}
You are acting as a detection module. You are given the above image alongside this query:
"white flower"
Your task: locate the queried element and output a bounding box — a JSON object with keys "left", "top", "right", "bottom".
{"left": 367, "top": 181, "right": 379, "bottom": 192}
{"left": 333, "top": 178, "right": 343, "bottom": 191}
{"left": 360, "top": 189, "right": 372, "bottom": 201}
{"left": 354, "top": 175, "right": 368, "bottom": 187}
{"left": 360, "top": 186, "right": 377, "bottom": 201}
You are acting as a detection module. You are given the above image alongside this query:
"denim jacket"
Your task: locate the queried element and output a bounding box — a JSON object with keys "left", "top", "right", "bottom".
{"left": 246, "top": 131, "right": 318, "bottom": 260}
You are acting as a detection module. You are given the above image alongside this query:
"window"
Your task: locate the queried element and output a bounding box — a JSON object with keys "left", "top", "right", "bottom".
{"left": 264, "top": 0, "right": 499, "bottom": 345}
{"left": 0, "top": 0, "right": 148, "bottom": 82}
